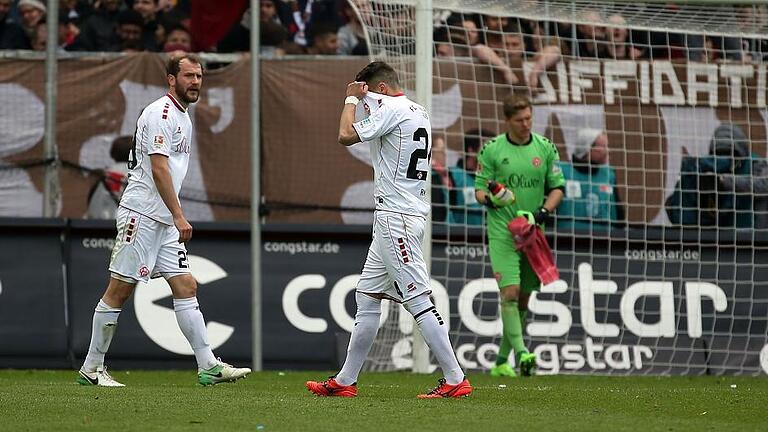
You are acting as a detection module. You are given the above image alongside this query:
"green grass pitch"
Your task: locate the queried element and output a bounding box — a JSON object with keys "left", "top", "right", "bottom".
{"left": 1, "top": 370, "right": 766, "bottom": 431}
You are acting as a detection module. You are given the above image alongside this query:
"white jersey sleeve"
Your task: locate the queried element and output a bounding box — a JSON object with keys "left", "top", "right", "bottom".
{"left": 352, "top": 103, "right": 398, "bottom": 143}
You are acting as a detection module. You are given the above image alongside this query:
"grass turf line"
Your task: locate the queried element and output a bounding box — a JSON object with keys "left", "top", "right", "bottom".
{"left": 0, "top": 370, "right": 766, "bottom": 431}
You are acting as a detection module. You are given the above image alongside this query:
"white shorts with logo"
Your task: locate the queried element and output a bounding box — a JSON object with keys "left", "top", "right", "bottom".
{"left": 108, "top": 206, "right": 191, "bottom": 283}
{"left": 356, "top": 210, "right": 431, "bottom": 303}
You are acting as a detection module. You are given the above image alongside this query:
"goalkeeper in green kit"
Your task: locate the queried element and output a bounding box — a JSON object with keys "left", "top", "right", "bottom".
{"left": 474, "top": 94, "right": 565, "bottom": 377}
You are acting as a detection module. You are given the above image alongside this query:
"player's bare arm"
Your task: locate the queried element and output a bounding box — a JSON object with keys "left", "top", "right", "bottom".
{"left": 542, "top": 188, "right": 564, "bottom": 212}
{"left": 150, "top": 153, "right": 192, "bottom": 243}
{"left": 337, "top": 81, "right": 367, "bottom": 146}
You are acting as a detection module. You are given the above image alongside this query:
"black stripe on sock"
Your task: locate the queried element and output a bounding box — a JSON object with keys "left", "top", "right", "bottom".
{"left": 413, "top": 306, "right": 435, "bottom": 320}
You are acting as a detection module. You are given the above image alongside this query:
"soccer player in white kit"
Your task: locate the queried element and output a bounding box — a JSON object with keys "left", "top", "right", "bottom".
{"left": 77, "top": 54, "right": 250, "bottom": 387}
{"left": 306, "top": 61, "right": 472, "bottom": 398}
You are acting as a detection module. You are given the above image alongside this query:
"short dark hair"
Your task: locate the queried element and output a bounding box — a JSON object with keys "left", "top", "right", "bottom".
{"left": 355, "top": 61, "right": 400, "bottom": 88}
{"left": 166, "top": 53, "right": 203, "bottom": 77}
{"left": 502, "top": 93, "right": 531, "bottom": 118}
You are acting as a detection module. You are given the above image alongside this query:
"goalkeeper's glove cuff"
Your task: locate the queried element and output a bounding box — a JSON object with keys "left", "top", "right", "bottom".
{"left": 533, "top": 206, "right": 553, "bottom": 225}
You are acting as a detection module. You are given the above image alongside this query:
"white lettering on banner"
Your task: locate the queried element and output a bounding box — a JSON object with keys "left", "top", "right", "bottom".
{"left": 685, "top": 282, "right": 728, "bottom": 338}
{"left": 282, "top": 275, "right": 328, "bottom": 333}
{"left": 524, "top": 61, "right": 768, "bottom": 108}
{"left": 134, "top": 255, "right": 233, "bottom": 355}
{"left": 206, "top": 87, "right": 235, "bottom": 133}
{"left": 527, "top": 280, "right": 572, "bottom": 337}
{"left": 578, "top": 262, "right": 620, "bottom": 337}
{"left": 282, "top": 263, "right": 728, "bottom": 371}
{"left": 534, "top": 339, "right": 653, "bottom": 375}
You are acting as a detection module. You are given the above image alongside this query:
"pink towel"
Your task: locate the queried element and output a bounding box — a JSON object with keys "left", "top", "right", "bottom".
{"left": 507, "top": 217, "right": 559, "bottom": 285}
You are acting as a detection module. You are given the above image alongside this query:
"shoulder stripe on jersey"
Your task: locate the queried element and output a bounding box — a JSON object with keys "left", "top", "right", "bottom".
{"left": 165, "top": 93, "right": 186, "bottom": 113}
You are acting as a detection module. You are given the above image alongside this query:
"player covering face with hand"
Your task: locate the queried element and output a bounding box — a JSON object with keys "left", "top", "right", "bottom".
{"left": 474, "top": 94, "right": 565, "bottom": 377}
{"left": 305, "top": 61, "right": 472, "bottom": 399}
{"left": 76, "top": 54, "right": 251, "bottom": 387}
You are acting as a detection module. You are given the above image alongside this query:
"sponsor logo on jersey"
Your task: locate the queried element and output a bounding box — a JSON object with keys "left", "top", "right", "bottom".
{"left": 359, "top": 118, "right": 372, "bottom": 127}
{"left": 551, "top": 165, "right": 561, "bottom": 174}
{"left": 506, "top": 173, "right": 541, "bottom": 189}
{"left": 139, "top": 265, "right": 149, "bottom": 277}
{"left": 532, "top": 157, "right": 542, "bottom": 167}
{"left": 174, "top": 136, "right": 191, "bottom": 154}
{"left": 153, "top": 135, "right": 165, "bottom": 149}
{"left": 407, "top": 282, "right": 417, "bottom": 292}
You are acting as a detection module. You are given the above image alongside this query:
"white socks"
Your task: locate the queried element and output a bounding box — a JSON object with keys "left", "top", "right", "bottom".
{"left": 82, "top": 299, "right": 121, "bottom": 372}
{"left": 405, "top": 294, "right": 465, "bottom": 385}
{"left": 335, "top": 292, "right": 382, "bottom": 386}
{"left": 173, "top": 297, "right": 218, "bottom": 370}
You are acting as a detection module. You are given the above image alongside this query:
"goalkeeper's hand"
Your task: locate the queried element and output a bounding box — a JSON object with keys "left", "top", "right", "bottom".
{"left": 487, "top": 181, "right": 515, "bottom": 208}
{"left": 533, "top": 206, "right": 553, "bottom": 225}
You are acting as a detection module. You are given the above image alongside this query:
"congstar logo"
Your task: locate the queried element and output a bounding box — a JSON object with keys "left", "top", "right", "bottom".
{"left": 134, "top": 255, "right": 234, "bottom": 354}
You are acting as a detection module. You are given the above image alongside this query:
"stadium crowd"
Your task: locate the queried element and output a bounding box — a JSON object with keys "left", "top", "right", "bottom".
{"left": 1, "top": 0, "right": 766, "bottom": 62}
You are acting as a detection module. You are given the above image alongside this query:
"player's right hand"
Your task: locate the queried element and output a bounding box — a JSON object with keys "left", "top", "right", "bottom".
{"left": 488, "top": 181, "right": 515, "bottom": 207}
{"left": 346, "top": 81, "right": 368, "bottom": 98}
{"left": 174, "top": 215, "right": 193, "bottom": 243}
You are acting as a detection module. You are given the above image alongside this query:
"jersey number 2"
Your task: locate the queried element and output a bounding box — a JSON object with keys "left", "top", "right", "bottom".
{"left": 406, "top": 127, "right": 429, "bottom": 181}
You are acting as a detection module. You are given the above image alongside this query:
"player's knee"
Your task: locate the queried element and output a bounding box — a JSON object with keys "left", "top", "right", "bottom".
{"left": 499, "top": 285, "right": 520, "bottom": 302}
{"left": 104, "top": 277, "right": 137, "bottom": 307}
{"left": 167, "top": 274, "right": 197, "bottom": 298}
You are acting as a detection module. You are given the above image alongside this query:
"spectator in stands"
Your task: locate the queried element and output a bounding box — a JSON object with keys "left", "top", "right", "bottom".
{"left": 440, "top": 15, "right": 517, "bottom": 85}
{"left": 0, "top": 0, "right": 30, "bottom": 49}
{"left": 18, "top": 0, "right": 46, "bottom": 45}
{"left": 113, "top": 10, "right": 145, "bottom": 52}
{"left": 261, "top": 19, "right": 288, "bottom": 56}
{"left": 449, "top": 128, "right": 494, "bottom": 226}
{"left": 30, "top": 20, "right": 45, "bottom": 50}
{"left": 736, "top": 4, "right": 768, "bottom": 62}
{"left": 87, "top": 136, "right": 132, "bottom": 220}
{"left": 556, "top": 129, "right": 624, "bottom": 232}
{"left": 604, "top": 14, "right": 643, "bottom": 60}
{"left": 431, "top": 134, "right": 453, "bottom": 223}
{"left": 304, "top": 21, "right": 338, "bottom": 55}
{"left": 67, "top": 0, "right": 122, "bottom": 51}
{"left": 666, "top": 124, "right": 768, "bottom": 229}
{"left": 132, "top": 0, "right": 161, "bottom": 51}
{"left": 162, "top": 25, "right": 191, "bottom": 53}
{"left": 336, "top": 0, "right": 367, "bottom": 55}
{"left": 569, "top": 9, "right": 609, "bottom": 58}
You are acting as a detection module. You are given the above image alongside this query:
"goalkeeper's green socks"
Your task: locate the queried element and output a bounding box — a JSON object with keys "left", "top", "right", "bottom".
{"left": 497, "top": 300, "right": 527, "bottom": 366}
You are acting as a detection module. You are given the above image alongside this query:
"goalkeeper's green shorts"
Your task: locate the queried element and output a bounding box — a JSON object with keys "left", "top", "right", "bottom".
{"left": 488, "top": 236, "right": 540, "bottom": 294}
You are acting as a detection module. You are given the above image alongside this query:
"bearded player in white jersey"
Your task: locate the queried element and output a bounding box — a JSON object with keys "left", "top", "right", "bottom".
{"left": 77, "top": 54, "right": 250, "bottom": 387}
{"left": 306, "top": 62, "right": 472, "bottom": 399}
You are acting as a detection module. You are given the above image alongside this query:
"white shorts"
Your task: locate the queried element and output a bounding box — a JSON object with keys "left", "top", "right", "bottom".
{"left": 108, "top": 207, "right": 191, "bottom": 283}
{"left": 356, "top": 210, "right": 431, "bottom": 303}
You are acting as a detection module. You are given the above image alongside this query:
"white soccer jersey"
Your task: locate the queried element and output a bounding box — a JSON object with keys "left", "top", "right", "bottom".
{"left": 352, "top": 93, "right": 431, "bottom": 218}
{"left": 120, "top": 93, "right": 192, "bottom": 225}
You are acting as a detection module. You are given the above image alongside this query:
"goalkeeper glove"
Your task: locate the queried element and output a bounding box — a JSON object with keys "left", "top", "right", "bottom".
{"left": 533, "top": 206, "right": 553, "bottom": 225}
{"left": 486, "top": 181, "right": 515, "bottom": 208}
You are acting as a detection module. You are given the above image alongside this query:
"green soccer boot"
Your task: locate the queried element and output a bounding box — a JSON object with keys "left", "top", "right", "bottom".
{"left": 519, "top": 352, "right": 537, "bottom": 377}
{"left": 490, "top": 363, "right": 517, "bottom": 377}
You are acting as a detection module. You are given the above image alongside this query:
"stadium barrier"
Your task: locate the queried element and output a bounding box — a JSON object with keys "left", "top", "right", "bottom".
{"left": 0, "top": 218, "right": 766, "bottom": 375}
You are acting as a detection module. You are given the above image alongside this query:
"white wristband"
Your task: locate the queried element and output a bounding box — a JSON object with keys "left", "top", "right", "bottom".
{"left": 344, "top": 96, "right": 360, "bottom": 106}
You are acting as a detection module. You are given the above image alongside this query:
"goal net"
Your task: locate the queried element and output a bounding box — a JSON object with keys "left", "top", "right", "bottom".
{"left": 356, "top": 0, "right": 768, "bottom": 376}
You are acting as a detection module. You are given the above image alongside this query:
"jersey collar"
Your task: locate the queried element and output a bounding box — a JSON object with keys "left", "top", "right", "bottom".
{"left": 505, "top": 133, "right": 532, "bottom": 146}
{"left": 166, "top": 93, "right": 186, "bottom": 113}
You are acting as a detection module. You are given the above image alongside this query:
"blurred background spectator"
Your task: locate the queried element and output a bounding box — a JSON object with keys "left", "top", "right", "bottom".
{"left": 18, "top": 0, "right": 46, "bottom": 47}
{"left": 0, "top": 0, "right": 30, "bottom": 49}
{"left": 666, "top": 124, "right": 768, "bottom": 229}
{"left": 449, "top": 128, "right": 494, "bottom": 226}
{"left": 86, "top": 135, "right": 132, "bottom": 220}
{"left": 431, "top": 134, "right": 453, "bottom": 223}
{"left": 557, "top": 129, "right": 624, "bottom": 232}
{"left": 336, "top": 0, "right": 366, "bottom": 55}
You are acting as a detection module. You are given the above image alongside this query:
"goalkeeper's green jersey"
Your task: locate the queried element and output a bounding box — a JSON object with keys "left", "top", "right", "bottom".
{"left": 475, "top": 132, "right": 565, "bottom": 240}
